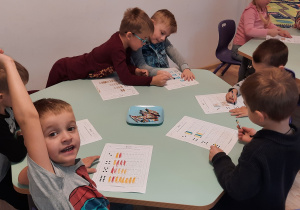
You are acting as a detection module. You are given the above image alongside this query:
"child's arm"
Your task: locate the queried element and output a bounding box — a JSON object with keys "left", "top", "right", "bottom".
{"left": 131, "top": 48, "right": 158, "bottom": 76}
{"left": 244, "top": 7, "right": 280, "bottom": 38}
{"left": 135, "top": 68, "right": 149, "bottom": 77}
{"left": 0, "top": 54, "right": 54, "bottom": 174}
{"left": 226, "top": 89, "right": 238, "bottom": 104}
{"left": 165, "top": 39, "right": 195, "bottom": 81}
{"left": 230, "top": 106, "right": 248, "bottom": 118}
{"left": 18, "top": 155, "right": 101, "bottom": 185}
{"left": 238, "top": 126, "right": 256, "bottom": 143}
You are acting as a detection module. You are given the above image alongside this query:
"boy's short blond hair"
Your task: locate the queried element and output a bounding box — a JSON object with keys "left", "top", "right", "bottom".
{"left": 34, "top": 98, "right": 73, "bottom": 119}
{"left": 241, "top": 68, "right": 298, "bottom": 121}
{"left": 151, "top": 9, "right": 177, "bottom": 34}
{"left": 119, "top": 7, "right": 154, "bottom": 36}
{"left": 0, "top": 60, "right": 29, "bottom": 93}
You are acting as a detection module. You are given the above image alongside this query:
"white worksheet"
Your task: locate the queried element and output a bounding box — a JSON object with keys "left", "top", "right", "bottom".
{"left": 77, "top": 119, "right": 102, "bottom": 146}
{"left": 163, "top": 68, "right": 199, "bottom": 90}
{"left": 93, "top": 143, "right": 153, "bottom": 193}
{"left": 195, "top": 93, "right": 245, "bottom": 114}
{"left": 166, "top": 116, "right": 238, "bottom": 154}
{"left": 92, "top": 78, "right": 139, "bottom": 100}
{"left": 266, "top": 35, "right": 300, "bottom": 44}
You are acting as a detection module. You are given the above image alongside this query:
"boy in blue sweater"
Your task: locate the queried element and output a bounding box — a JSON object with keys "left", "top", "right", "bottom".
{"left": 131, "top": 9, "right": 195, "bottom": 81}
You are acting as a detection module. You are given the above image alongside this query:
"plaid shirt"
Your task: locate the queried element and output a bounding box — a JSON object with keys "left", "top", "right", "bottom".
{"left": 142, "top": 42, "right": 169, "bottom": 68}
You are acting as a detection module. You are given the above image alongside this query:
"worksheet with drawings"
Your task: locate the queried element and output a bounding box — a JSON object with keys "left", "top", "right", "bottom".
{"left": 195, "top": 93, "right": 245, "bottom": 114}
{"left": 93, "top": 143, "right": 153, "bottom": 193}
{"left": 92, "top": 78, "right": 139, "bottom": 100}
{"left": 163, "top": 68, "right": 199, "bottom": 90}
{"left": 166, "top": 116, "right": 238, "bottom": 154}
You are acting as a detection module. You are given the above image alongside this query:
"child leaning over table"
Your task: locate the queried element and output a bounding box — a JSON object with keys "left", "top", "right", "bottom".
{"left": 46, "top": 7, "right": 170, "bottom": 88}
{"left": 131, "top": 9, "right": 195, "bottom": 81}
{"left": 226, "top": 39, "right": 289, "bottom": 118}
{"left": 209, "top": 69, "right": 300, "bottom": 210}
{"left": 0, "top": 55, "right": 29, "bottom": 209}
{"left": 0, "top": 53, "right": 110, "bottom": 209}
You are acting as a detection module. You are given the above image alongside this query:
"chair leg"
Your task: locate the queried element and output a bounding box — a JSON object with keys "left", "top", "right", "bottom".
{"left": 213, "top": 62, "right": 226, "bottom": 74}
{"left": 221, "top": 63, "right": 232, "bottom": 76}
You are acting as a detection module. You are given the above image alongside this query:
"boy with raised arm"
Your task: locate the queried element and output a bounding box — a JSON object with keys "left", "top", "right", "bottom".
{"left": 0, "top": 56, "right": 29, "bottom": 209}
{"left": 0, "top": 53, "right": 109, "bottom": 209}
{"left": 209, "top": 69, "right": 300, "bottom": 209}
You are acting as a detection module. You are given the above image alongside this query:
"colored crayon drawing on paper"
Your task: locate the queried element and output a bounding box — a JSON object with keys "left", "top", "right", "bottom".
{"left": 93, "top": 144, "right": 153, "bottom": 193}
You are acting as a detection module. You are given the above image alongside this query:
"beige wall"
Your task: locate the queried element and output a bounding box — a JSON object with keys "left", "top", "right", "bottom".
{"left": 0, "top": 0, "right": 250, "bottom": 90}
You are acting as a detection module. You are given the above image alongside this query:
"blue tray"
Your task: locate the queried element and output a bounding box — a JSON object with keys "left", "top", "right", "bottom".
{"left": 126, "top": 105, "right": 164, "bottom": 125}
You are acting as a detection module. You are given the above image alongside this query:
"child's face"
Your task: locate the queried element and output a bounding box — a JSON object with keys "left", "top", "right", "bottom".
{"left": 255, "top": 0, "right": 271, "bottom": 8}
{"left": 150, "top": 21, "right": 172, "bottom": 44}
{"left": 129, "top": 32, "right": 149, "bottom": 51}
{"left": 243, "top": 98, "right": 262, "bottom": 126}
{"left": 40, "top": 111, "right": 80, "bottom": 166}
{"left": 1, "top": 92, "right": 12, "bottom": 108}
{"left": 0, "top": 92, "right": 11, "bottom": 114}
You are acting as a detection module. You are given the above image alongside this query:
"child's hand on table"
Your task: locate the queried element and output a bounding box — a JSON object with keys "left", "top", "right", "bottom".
{"left": 226, "top": 89, "right": 238, "bottom": 104}
{"left": 238, "top": 126, "right": 256, "bottom": 144}
{"left": 278, "top": 29, "right": 292, "bottom": 38}
{"left": 82, "top": 155, "right": 100, "bottom": 174}
{"left": 230, "top": 106, "right": 248, "bottom": 118}
{"left": 181, "top": 69, "right": 195, "bottom": 81}
{"left": 209, "top": 145, "right": 224, "bottom": 162}
{"left": 135, "top": 68, "right": 149, "bottom": 76}
{"left": 151, "top": 73, "right": 170, "bottom": 86}
{"left": 267, "top": 28, "right": 280, "bottom": 37}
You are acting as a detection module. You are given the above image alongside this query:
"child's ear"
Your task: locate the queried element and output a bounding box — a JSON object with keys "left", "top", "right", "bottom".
{"left": 278, "top": 65, "right": 285, "bottom": 70}
{"left": 255, "top": 110, "right": 267, "bottom": 122}
{"left": 125, "top": 32, "right": 133, "bottom": 40}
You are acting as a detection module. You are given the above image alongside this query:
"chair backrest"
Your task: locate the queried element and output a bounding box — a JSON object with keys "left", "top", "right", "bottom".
{"left": 216, "top": 19, "right": 236, "bottom": 53}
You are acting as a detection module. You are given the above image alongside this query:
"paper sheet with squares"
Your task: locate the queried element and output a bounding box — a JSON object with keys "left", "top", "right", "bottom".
{"left": 266, "top": 35, "right": 300, "bottom": 44}
{"left": 93, "top": 143, "right": 153, "bottom": 193}
{"left": 92, "top": 78, "right": 139, "bottom": 100}
{"left": 163, "top": 68, "right": 199, "bottom": 90}
{"left": 77, "top": 119, "right": 102, "bottom": 146}
{"left": 166, "top": 116, "right": 238, "bottom": 154}
{"left": 195, "top": 93, "right": 245, "bottom": 114}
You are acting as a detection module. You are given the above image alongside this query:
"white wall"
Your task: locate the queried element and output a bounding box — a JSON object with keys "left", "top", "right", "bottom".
{"left": 0, "top": 0, "right": 250, "bottom": 90}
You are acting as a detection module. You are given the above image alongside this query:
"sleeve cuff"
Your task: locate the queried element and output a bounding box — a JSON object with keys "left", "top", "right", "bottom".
{"left": 180, "top": 64, "right": 190, "bottom": 71}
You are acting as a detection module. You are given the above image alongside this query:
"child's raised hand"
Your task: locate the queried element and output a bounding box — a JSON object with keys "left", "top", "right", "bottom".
{"left": 82, "top": 155, "right": 100, "bottom": 174}
{"left": 229, "top": 106, "right": 248, "bottom": 118}
{"left": 226, "top": 89, "right": 238, "bottom": 104}
{"left": 238, "top": 126, "right": 256, "bottom": 143}
{"left": 0, "top": 49, "right": 4, "bottom": 54}
{"left": 209, "top": 145, "right": 224, "bottom": 161}
{"left": 181, "top": 69, "right": 195, "bottom": 81}
{"left": 267, "top": 28, "right": 280, "bottom": 37}
{"left": 135, "top": 68, "right": 149, "bottom": 76}
{"left": 151, "top": 74, "right": 170, "bottom": 86}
